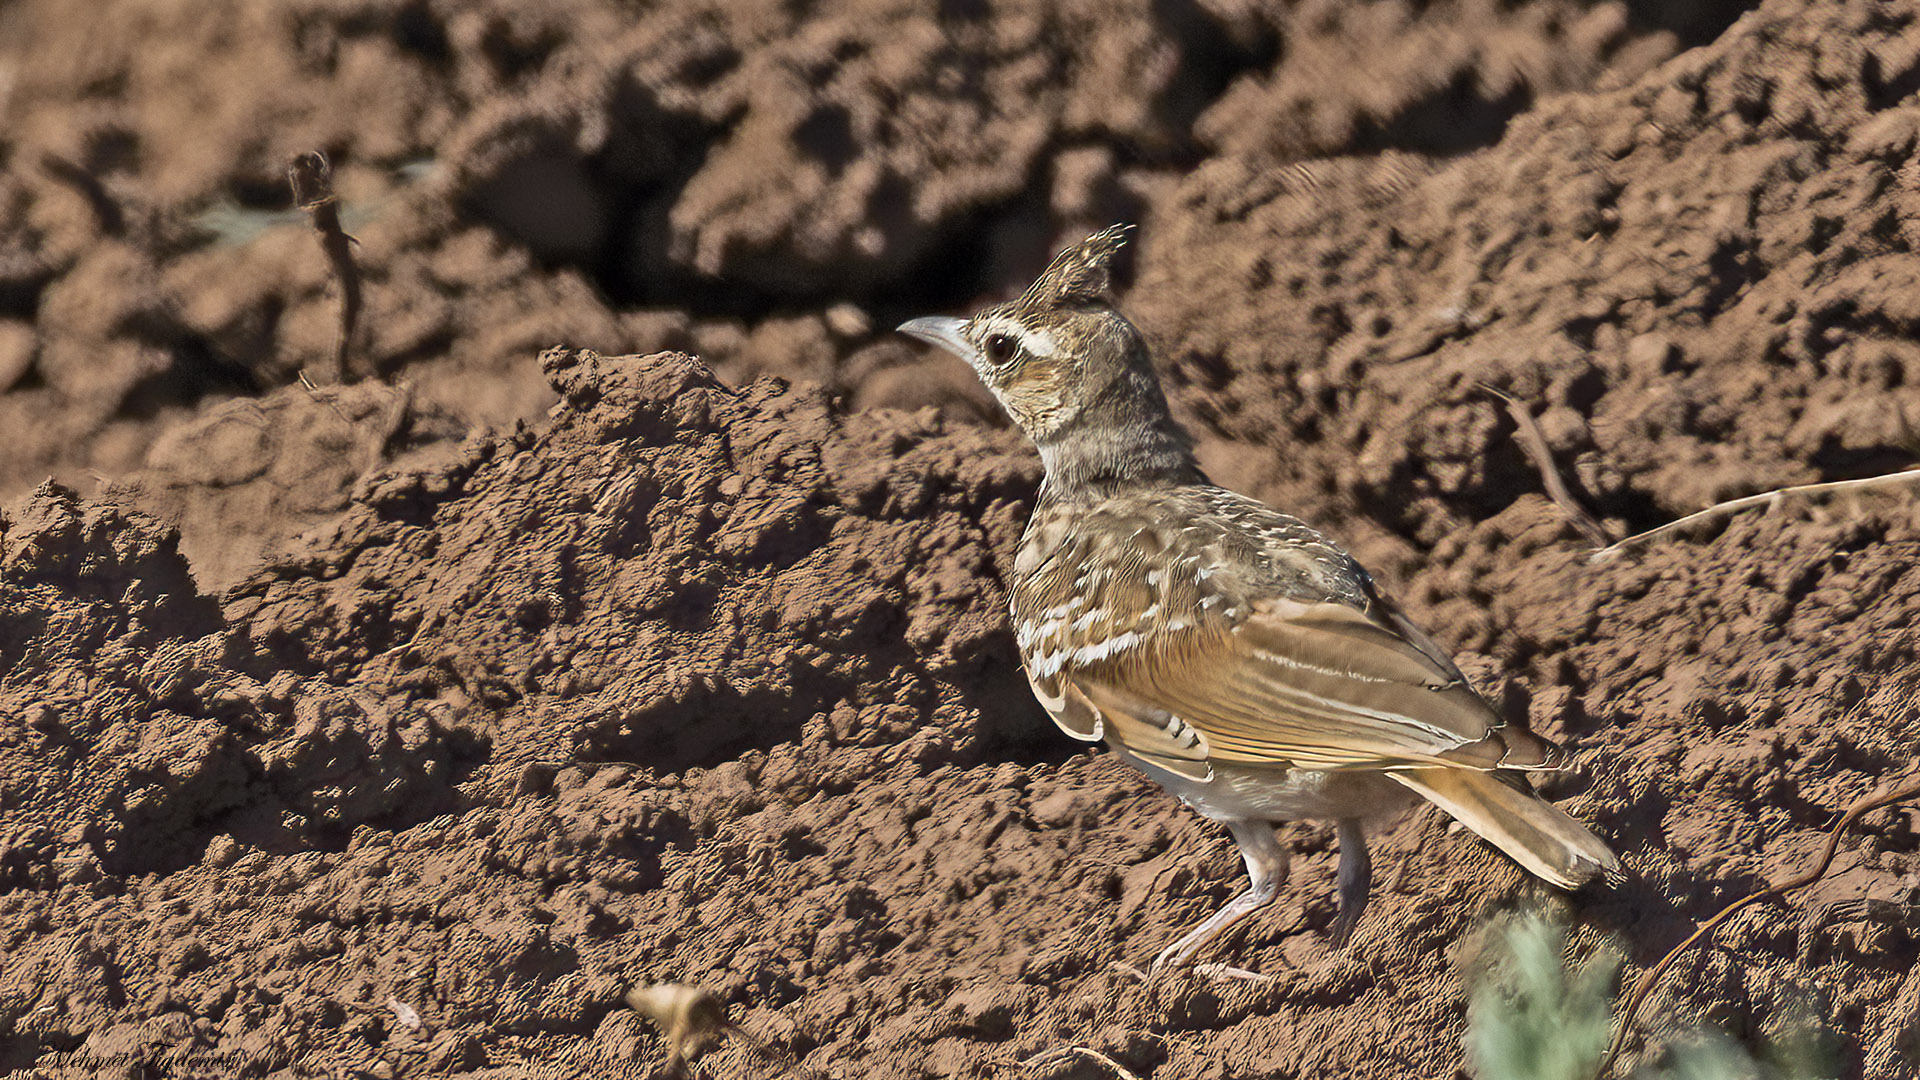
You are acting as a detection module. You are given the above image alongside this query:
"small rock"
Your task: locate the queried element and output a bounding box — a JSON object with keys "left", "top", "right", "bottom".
{"left": 824, "top": 303, "right": 871, "bottom": 338}
{"left": 1028, "top": 787, "right": 1085, "bottom": 829}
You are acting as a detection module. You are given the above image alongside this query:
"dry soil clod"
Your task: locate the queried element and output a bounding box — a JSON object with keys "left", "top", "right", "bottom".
{"left": 625, "top": 982, "right": 820, "bottom": 1078}
{"left": 626, "top": 982, "right": 728, "bottom": 1072}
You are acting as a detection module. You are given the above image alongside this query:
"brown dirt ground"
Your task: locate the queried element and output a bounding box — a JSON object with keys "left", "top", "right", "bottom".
{"left": 2, "top": 0, "right": 1918, "bottom": 1077}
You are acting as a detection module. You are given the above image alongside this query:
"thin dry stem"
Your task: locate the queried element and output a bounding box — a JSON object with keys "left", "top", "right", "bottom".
{"left": 1019, "top": 1046, "right": 1145, "bottom": 1080}
{"left": 289, "top": 151, "right": 362, "bottom": 383}
{"left": 1483, "top": 385, "right": 1611, "bottom": 547}
{"left": 295, "top": 369, "right": 356, "bottom": 427}
{"left": 1589, "top": 469, "right": 1920, "bottom": 563}
{"left": 1190, "top": 962, "right": 1276, "bottom": 983}
{"left": 1594, "top": 771, "right": 1920, "bottom": 1079}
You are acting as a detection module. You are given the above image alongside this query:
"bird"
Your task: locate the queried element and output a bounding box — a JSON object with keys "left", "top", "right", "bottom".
{"left": 897, "top": 224, "right": 1619, "bottom": 972}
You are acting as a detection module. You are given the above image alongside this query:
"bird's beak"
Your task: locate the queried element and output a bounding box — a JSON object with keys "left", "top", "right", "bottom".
{"left": 896, "top": 316, "right": 974, "bottom": 362}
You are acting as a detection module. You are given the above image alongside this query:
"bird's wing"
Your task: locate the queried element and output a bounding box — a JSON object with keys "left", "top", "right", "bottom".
{"left": 1069, "top": 594, "right": 1558, "bottom": 773}
{"left": 1014, "top": 484, "right": 1562, "bottom": 776}
{"left": 1029, "top": 666, "right": 1215, "bottom": 781}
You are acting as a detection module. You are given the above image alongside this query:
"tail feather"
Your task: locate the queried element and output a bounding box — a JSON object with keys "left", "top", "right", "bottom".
{"left": 1390, "top": 767, "right": 1619, "bottom": 888}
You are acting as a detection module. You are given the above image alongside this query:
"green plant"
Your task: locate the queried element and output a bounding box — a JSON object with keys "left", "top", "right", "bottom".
{"left": 1467, "top": 912, "right": 1620, "bottom": 1080}
{"left": 1465, "top": 913, "right": 1834, "bottom": 1080}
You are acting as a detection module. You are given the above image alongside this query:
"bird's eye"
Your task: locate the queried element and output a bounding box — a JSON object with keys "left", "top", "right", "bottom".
{"left": 983, "top": 333, "right": 1018, "bottom": 365}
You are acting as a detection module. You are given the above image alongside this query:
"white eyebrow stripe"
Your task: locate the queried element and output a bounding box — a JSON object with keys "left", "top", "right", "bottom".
{"left": 976, "top": 315, "right": 1058, "bottom": 358}
{"left": 1017, "top": 327, "right": 1058, "bottom": 357}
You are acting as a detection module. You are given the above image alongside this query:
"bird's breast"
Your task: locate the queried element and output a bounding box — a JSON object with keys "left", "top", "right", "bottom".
{"left": 1011, "top": 507, "right": 1237, "bottom": 682}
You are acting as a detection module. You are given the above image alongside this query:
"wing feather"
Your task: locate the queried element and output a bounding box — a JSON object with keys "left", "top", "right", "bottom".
{"left": 1076, "top": 680, "right": 1214, "bottom": 781}
{"left": 1015, "top": 485, "right": 1566, "bottom": 779}
{"left": 1079, "top": 599, "right": 1521, "bottom": 771}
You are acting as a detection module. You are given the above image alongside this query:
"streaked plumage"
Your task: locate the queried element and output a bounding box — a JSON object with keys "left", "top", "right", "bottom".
{"left": 899, "top": 225, "right": 1619, "bottom": 970}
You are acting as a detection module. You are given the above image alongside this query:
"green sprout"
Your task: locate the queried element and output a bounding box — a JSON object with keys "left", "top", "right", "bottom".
{"left": 1467, "top": 912, "right": 1620, "bottom": 1080}
{"left": 1465, "top": 912, "right": 1836, "bottom": 1080}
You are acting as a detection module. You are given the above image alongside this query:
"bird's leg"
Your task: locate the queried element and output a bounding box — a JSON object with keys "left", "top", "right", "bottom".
{"left": 1329, "top": 817, "right": 1371, "bottom": 946}
{"left": 1150, "top": 819, "right": 1289, "bottom": 974}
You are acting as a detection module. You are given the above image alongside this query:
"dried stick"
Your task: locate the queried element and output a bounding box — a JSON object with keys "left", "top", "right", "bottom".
{"left": 1481, "top": 385, "right": 1611, "bottom": 547}
{"left": 288, "top": 151, "right": 362, "bottom": 383}
{"left": 1589, "top": 468, "right": 1920, "bottom": 563}
{"left": 1594, "top": 772, "right": 1920, "bottom": 1080}
{"left": 1019, "top": 1046, "right": 1145, "bottom": 1079}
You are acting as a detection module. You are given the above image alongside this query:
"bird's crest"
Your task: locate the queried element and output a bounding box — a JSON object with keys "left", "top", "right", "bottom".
{"left": 1018, "top": 224, "right": 1133, "bottom": 310}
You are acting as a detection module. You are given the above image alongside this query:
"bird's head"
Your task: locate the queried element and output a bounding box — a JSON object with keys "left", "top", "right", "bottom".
{"left": 897, "top": 224, "right": 1156, "bottom": 442}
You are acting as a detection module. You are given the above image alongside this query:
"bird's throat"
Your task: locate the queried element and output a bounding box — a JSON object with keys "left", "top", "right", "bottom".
{"left": 1035, "top": 384, "right": 1204, "bottom": 498}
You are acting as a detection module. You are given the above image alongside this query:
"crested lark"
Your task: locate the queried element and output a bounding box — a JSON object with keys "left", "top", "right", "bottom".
{"left": 899, "top": 225, "right": 1619, "bottom": 971}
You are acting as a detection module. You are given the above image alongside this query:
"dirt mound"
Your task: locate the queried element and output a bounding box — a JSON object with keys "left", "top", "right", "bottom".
{"left": 0, "top": 348, "right": 1054, "bottom": 1075}
{"left": 3, "top": 0, "right": 1920, "bottom": 1077}
{"left": 4, "top": 342, "right": 1916, "bottom": 1078}
{"left": 0, "top": 483, "right": 462, "bottom": 884}
{"left": 97, "top": 380, "right": 466, "bottom": 591}
{"left": 1136, "top": 0, "right": 1920, "bottom": 563}
{"left": 0, "top": 0, "right": 1712, "bottom": 508}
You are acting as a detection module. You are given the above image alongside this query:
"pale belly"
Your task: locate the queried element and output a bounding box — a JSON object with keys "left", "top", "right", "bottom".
{"left": 1110, "top": 741, "right": 1420, "bottom": 824}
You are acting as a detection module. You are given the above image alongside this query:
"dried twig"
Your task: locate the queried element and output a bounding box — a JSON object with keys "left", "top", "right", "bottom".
{"left": 1191, "top": 962, "right": 1275, "bottom": 983}
{"left": 1594, "top": 772, "right": 1920, "bottom": 1080}
{"left": 1588, "top": 468, "right": 1920, "bottom": 563}
{"left": 1019, "top": 1046, "right": 1145, "bottom": 1080}
{"left": 288, "top": 151, "right": 362, "bottom": 383}
{"left": 1482, "top": 384, "right": 1611, "bottom": 547}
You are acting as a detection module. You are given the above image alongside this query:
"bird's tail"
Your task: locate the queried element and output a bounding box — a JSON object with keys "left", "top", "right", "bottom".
{"left": 1390, "top": 767, "right": 1620, "bottom": 888}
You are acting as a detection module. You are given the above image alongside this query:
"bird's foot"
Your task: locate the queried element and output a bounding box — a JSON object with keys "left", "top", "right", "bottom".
{"left": 1330, "top": 817, "right": 1372, "bottom": 948}
{"left": 1144, "top": 930, "right": 1215, "bottom": 983}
